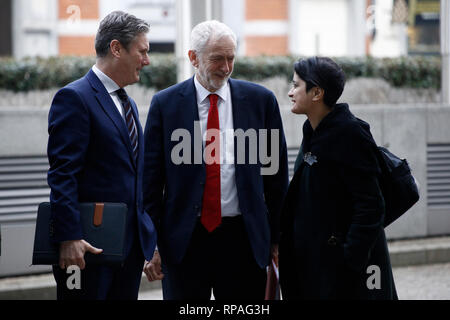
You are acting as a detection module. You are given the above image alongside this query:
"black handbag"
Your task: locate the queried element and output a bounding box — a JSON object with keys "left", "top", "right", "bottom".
{"left": 376, "top": 146, "right": 420, "bottom": 227}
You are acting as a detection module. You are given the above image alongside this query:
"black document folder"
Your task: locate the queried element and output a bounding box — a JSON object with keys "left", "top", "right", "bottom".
{"left": 32, "top": 202, "right": 127, "bottom": 266}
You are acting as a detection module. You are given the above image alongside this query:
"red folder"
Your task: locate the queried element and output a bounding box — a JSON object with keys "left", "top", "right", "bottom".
{"left": 264, "top": 259, "right": 281, "bottom": 300}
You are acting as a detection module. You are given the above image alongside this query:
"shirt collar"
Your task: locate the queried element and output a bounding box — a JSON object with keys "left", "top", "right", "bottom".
{"left": 194, "top": 74, "right": 229, "bottom": 104}
{"left": 92, "top": 65, "right": 121, "bottom": 94}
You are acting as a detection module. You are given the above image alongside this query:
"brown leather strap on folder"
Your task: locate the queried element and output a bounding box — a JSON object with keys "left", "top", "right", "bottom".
{"left": 93, "top": 203, "right": 104, "bottom": 227}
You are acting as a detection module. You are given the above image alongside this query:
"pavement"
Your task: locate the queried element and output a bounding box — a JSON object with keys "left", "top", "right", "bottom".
{"left": 1, "top": 235, "right": 450, "bottom": 300}
{"left": 139, "top": 262, "right": 450, "bottom": 300}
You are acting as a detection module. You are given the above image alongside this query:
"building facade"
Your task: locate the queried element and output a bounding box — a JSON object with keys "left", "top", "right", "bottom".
{"left": 0, "top": 0, "right": 440, "bottom": 59}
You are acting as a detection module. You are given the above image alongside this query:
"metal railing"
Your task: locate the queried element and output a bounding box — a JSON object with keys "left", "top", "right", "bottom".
{"left": 0, "top": 156, "right": 50, "bottom": 223}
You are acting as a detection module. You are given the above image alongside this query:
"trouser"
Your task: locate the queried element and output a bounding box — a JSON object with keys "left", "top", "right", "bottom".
{"left": 161, "top": 216, "right": 267, "bottom": 300}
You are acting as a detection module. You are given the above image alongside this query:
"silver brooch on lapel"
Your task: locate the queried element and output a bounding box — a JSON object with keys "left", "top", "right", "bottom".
{"left": 304, "top": 152, "right": 318, "bottom": 166}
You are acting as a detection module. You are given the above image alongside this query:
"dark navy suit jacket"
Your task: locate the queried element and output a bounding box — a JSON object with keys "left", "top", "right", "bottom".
{"left": 47, "top": 69, "right": 156, "bottom": 261}
{"left": 143, "top": 77, "right": 289, "bottom": 268}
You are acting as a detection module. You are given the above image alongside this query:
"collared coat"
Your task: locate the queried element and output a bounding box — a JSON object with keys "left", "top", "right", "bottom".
{"left": 279, "top": 103, "right": 397, "bottom": 300}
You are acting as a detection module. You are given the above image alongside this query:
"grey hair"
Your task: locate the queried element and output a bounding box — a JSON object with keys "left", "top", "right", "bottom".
{"left": 95, "top": 11, "right": 150, "bottom": 58}
{"left": 190, "top": 20, "right": 237, "bottom": 56}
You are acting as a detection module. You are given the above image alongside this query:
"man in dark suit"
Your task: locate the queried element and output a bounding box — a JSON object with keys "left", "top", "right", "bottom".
{"left": 142, "top": 20, "right": 289, "bottom": 300}
{"left": 47, "top": 11, "right": 156, "bottom": 300}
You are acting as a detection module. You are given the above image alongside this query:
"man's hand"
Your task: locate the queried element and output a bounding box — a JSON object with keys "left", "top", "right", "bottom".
{"left": 59, "top": 239, "right": 103, "bottom": 270}
{"left": 143, "top": 250, "right": 164, "bottom": 281}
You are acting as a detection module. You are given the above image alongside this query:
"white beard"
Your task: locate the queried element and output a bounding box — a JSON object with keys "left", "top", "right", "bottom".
{"left": 197, "top": 68, "right": 231, "bottom": 91}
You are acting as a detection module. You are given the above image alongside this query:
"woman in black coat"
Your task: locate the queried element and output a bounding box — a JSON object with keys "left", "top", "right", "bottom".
{"left": 278, "top": 57, "right": 397, "bottom": 300}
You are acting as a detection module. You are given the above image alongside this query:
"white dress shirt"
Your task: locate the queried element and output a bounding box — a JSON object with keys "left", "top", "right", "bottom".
{"left": 91, "top": 65, "right": 126, "bottom": 120}
{"left": 194, "top": 75, "right": 241, "bottom": 217}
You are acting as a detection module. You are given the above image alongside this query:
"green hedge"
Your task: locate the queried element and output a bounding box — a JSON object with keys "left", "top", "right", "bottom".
{"left": 0, "top": 55, "right": 441, "bottom": 92}
{"left": 235, "top": 55, "right": 441, "bottom": 89}
{"left": 0, "top": 55, "right": 177, "bottom": 92}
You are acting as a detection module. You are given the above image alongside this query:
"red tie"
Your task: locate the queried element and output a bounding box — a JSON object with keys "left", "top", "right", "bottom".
{"left": 201, "top": 94, "right": 221, "bottom": 232}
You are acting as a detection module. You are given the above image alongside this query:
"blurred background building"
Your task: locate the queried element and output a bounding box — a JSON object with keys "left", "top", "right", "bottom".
{"left": 0, "top": 0, "right": 441, "bottom": 59}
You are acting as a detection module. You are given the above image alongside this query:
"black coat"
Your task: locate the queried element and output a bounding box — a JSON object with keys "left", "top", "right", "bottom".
{"left": 279, "top": 103, "right": 397, "bottom": 300}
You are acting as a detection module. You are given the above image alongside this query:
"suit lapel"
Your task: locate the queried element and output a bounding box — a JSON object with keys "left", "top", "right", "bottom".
{"left": 179, "top": 78, "right": 202, "bottom": 162}
{"left": 86, "top": 70, "right": 136, "bottom": 168}
{"left": 229, "top": 79, "right": 250, "bottom": 167}
{"left": 229, "top": 78, "right": 249, "bottom": 132}
{"left": 179, "top": 77, "right": 200, "bottom": 121}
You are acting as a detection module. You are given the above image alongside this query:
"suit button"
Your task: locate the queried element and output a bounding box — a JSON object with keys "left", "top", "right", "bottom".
{"left": 327, "top": 236, "right": 338, "bottom": 246}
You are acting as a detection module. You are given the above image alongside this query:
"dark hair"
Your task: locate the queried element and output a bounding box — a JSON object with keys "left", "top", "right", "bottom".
{"left": 294, "top": 56, "right": 346, "bottom": 107}
{"left": 95, "top": 11, "right": 150, "bottom": 58}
